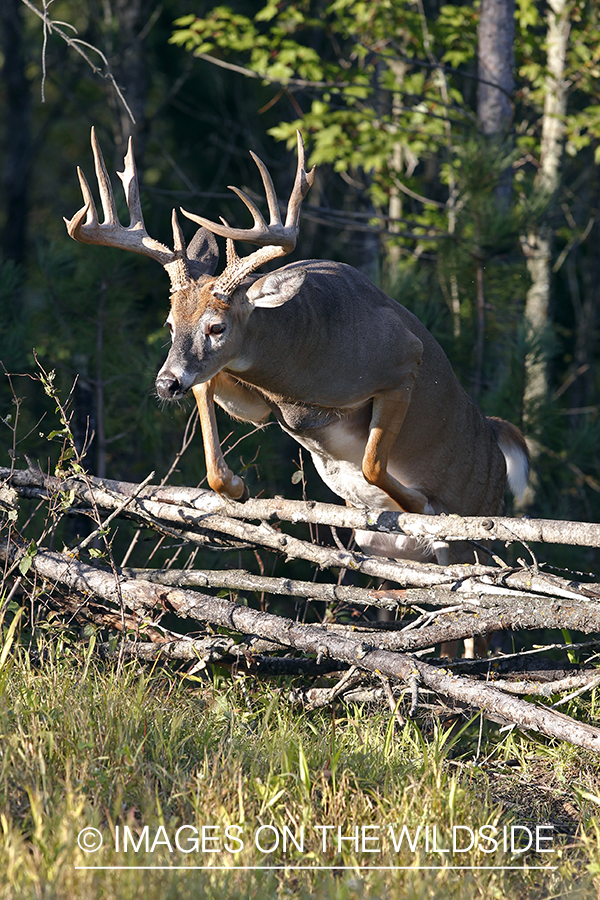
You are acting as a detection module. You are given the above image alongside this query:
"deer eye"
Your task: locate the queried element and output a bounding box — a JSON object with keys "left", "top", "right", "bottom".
{"left": 208, "top": 323, "right": 226, "bottom": 336}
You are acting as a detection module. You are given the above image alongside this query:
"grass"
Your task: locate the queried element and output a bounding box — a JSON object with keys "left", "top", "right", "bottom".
{"left": 1, "top": 630, "right": 600, "bottom": 899}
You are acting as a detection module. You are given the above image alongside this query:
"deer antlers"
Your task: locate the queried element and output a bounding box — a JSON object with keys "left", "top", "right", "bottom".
{"left": 64, "top": 127, "right": 192, "bottom": 293}
{"left": 65, "top": 128, "right": 315, "bottom": 300}
{"left": 181, "top": 132, "right": 315, "bottom": 300}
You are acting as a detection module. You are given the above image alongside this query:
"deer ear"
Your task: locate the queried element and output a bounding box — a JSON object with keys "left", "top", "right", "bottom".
{"left": 187, "top": 228, "right": 219, "bottom": 278}
{"left": 246, "top": 267, "right": 306, "bottom": 308}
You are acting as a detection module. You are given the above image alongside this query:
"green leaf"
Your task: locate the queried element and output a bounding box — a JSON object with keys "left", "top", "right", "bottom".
{"left": 18, "top": 542, "right": 37, "bottom": 576}
{"left": 0, "top": 608, "right": 23, "bottom": 671}
{"left": 297, "top": 740, "right": 311, "bottom": 793}
{"left": 173, "top": 14, "right": 196, "bottom": 27}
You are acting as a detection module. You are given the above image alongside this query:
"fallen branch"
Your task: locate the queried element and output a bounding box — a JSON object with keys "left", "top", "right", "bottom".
{"left": 120, "top": 568, "right": 600, "bottom": 650}
{"left": 123, "top": 566, "right": 401, "bottom": 611}
{"left": 5, "top": 538, "right": 600, "bottom": 753}
{"left": 5, "top": 467, "right": 600, "bottom": 596}
{"left": 6, "top": 466, "right": 600, "bottom": 548}
{"left": 37, "top": 581, "right": 346, "bottom": 674}
{"left": 480, "top": 672, "right": 600, "bottom": 697}
{"left": 97, "top": 639, "right": 347, "bottom": 676}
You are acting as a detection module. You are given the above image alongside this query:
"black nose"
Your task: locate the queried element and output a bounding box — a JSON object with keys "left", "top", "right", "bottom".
{"left": 156, "top": 371, "right": 183, "bottom": 400}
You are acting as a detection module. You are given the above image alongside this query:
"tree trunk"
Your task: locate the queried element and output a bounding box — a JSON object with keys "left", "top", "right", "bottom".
{"left": 473, "top": 0, "right": 516, "bottom": 396}
{"left": 477, "top": 0, "right": 515, "bottom": 136}
{"left": 522, "top": 0, "right": 571, "bottom": 417}
{"left": 477, "top": 0, "right": 515, "bottom": 208}
{"left": 386, "top": 59, "right": 407, "bottom": 285}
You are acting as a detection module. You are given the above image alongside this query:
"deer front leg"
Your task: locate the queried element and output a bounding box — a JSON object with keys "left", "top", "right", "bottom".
{"left": 192, "top": 381, "right": 249, "bottom": 501}
{"left": 361, "top": 383, "right": 429, "bottom": 514}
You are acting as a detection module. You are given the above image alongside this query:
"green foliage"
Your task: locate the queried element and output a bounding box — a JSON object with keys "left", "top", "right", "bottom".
{"left": 171, "top": 0, "right": 474, "bottom": 196}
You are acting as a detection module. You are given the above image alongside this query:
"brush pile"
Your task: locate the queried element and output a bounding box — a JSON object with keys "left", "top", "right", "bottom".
{"left": 3, "top": 464, "right": 600, "bottom": 752}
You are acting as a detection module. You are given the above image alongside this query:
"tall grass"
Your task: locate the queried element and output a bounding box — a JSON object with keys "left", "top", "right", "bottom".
{"left": 0, "top": 633, "right": 598, "bottom": 899}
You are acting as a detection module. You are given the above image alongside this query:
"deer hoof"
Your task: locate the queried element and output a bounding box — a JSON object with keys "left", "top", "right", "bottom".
{"left": 227, "top": 475, "right": 249, "bottom": 502}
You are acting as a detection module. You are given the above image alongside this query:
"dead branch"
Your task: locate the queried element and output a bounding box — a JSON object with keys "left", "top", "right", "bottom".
{"left": 5, "top": 464, "right": 600, "bottom": 751}
{"left": 37, "top": 582, "right": 347, "bottom": 674}
{"left": 20, "top": 0, "right": 135, "bottom": 120}
{"left": 123, "top": 566, "right": 401, "bottom": 611}
{"left": 485, "top": 672, "right": 600, "bottom": 697}
{"left": 128, "top": 567, "right": 600, "bottom": 616}
{"left": 5, "top": 466, "right": 600, "bottom": 548}
{"left": 5, "top": 467, "right": 600, "bottom": 598}
{"left": 5, "top": 538, "right": 600, "bottom": 752}
{"left": 97, "top": 639, "right": 346, "bottom": 676}
{"left": 36, "top": 557, "right": 600, "bottom": 653}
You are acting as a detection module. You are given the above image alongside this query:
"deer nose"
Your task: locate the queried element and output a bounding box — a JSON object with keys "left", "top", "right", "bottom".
{"left": 156, "top": 371, "right": 184, "bottom": 400}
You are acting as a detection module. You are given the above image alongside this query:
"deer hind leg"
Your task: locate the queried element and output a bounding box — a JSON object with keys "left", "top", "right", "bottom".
{"left": 361, "top": 386, "right": 429, "bottom": 514}
{"left": 192, "top": 381, "right": 249, "bottom": 501}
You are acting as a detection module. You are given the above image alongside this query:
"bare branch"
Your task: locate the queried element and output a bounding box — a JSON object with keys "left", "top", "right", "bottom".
{"left": 20, "top": 0, "right": 136, "bottom": 122}
{"left": 7, "top": 468, "right": 598, "bottom": 550}
{"left": 5, "top": 467, "right": 600, "bottom": 597}
{"left": 5, "top": 539, "right": 600, "bottom": 753}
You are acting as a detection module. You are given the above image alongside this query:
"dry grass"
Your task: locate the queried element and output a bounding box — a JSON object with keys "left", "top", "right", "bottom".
{"left": 0, "top": 627, "right": 599, "bottom": 899}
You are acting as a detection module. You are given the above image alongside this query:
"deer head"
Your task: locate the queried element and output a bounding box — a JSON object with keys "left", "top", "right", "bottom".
{"left": 64, "top": 128, "right": 315, "bottom": 403}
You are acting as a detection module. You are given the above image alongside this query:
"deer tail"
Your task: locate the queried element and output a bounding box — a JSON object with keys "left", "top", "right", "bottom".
{"left": 487, "top": 417, "right": 530, "bottom": 501}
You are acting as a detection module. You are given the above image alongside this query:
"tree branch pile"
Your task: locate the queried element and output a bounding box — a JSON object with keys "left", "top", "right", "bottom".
{"left": 3, "top": 465, "right": 600, "bottom": 752}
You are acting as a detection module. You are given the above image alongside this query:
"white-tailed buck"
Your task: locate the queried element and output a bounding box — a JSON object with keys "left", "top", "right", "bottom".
{"left": 65, "top": 128, "right": 529, "bottom": 570}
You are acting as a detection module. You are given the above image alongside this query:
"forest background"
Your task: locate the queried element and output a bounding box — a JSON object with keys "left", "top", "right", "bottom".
{"left": 1, "top": 0, "right": 600, "bottom": 576}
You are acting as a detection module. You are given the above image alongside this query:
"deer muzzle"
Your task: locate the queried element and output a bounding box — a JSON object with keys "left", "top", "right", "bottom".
{"left": 155, "top": 370, "right": 186, "bottom": 401}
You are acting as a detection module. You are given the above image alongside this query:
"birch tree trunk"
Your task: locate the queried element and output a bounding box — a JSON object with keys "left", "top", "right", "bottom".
{"left": 386, "top": 58, "right": 407, "bottom": 281}
{"left": 522, "top": 0, "right": 571, "bottom": 416}
{"left": 477, "top": 0, "right": 515, "bottom": 212}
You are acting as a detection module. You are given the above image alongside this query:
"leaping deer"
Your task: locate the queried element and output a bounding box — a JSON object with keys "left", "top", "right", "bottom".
{"left": 65, "top": 128, "right": 529, "bottom": 566}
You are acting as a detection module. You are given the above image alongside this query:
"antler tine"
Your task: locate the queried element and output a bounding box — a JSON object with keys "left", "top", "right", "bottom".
{"left": 180, "top": 152, "right": 275, "bottom": 242}
{"left": 219, "top": 218, "right": 241, "bottom": 269}
{"left": 90, "top": 126, "right": 119, "bottom": 227}
{"left": 182, "top": 133, "right": 315, "bottom": 300}
{"left": 249, "top": 151, "right": 282, "bottom": 226}
{"left": 169, "top": 209, "right": 191, "bottom": 291}
{"left": 180, "top": 203, "right": 280, "bottom": 249}
{"left": 227, "top": 186, "right": 269, "bottom": 232}
{"left": 171, "top": 208, "right": 187, "bottom": 254}
{"left": 284, "top": 131, "right": 316, "bottom": 232}
{"left": 181, "top": 134, "right": 314, "bottom": 256}
{"left": 63, "top": 166, "right": 98, "bottom": 240}
{"left": 116, "top": 136, "right": 144, "bottom": 230}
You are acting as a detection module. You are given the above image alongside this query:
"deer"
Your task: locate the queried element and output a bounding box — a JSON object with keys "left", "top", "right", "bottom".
{"left": 65, "top": 128, "right": 529, "bottom": 652}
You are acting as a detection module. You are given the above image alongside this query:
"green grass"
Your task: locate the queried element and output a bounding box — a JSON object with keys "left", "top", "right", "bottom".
{"left": 1, "top": 634, "right": 600, "bottom": 899}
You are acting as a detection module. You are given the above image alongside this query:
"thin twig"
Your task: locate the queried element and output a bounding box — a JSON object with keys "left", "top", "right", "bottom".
{"left": 20, "top": 0, "right": 136, "bottom": 122}
{"left": 380, "top": 673, "right": 406, "bottom": 727}
{"left": 74, "top": 471, "right": 155, "bottom": 552}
